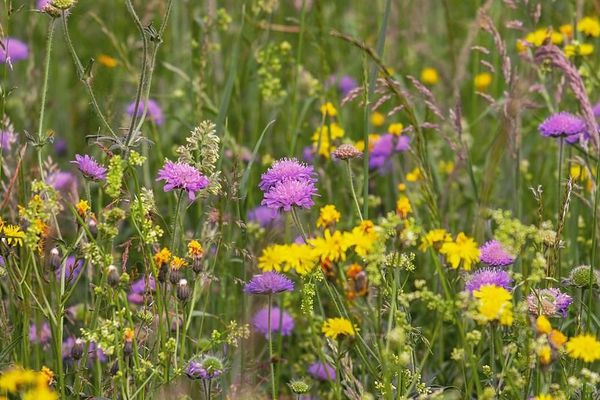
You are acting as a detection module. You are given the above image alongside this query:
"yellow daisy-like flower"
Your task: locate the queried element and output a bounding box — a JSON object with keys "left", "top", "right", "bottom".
{"left": 316, "top": 204, "right": 341, "bottom": 229}
{"left": 312, "top": 123, "right": 345, "bottom": 158}
{"left": 473, "top": 284, "right": 513, "bottom": 326}
{"left": 420, "top": 67, "right": 439, "bottom": 85}
{"left": 98, "top": 54, "right": 118, "bottom": 68}
{"left": 474, "top": 72, "right": 493, "bottom": 91}
{"left": 309, "top": 229, "right": 348, "bottom": 263}
{"left": 171, "top": 256, "right": 187, "bottom": 270}
{"left": 548, "top": 329, "right": 567, "bottom": 348}
{"left": 406, "top": 167, "right": 422, "bottom": 182}
{"left": 564, "top": 42, "right": 594, "bottom": 58}
{"left": 153, "top": 247, "right": 172, "bottom": 266}
{"left": 534, "top": 394, "right": 553, "bottom": 400}
{"left": 320, "top": 102, "right": 338, "bottom": 117}
{"left": 344, "top": 220, "right": 378, "bottom": 257}
{"left": 22, "top": 387, "right": 58, "bottom": 400}
{"left": 396, "top": 195, "right": 412, "bottom": 218}
{"left": 439, "top": 232, "right": 480, "bottom": 270}
{"left": 538, "top": 345, "right": 552, "bottom": 365}
{"left": 577, "top": 16, "right": 600, "bottom": 37}
{"left": 123, "top": 327, "right": 135, "bottom": 342}
{"left": 75, "top": 200, "right": 90, "bottom": 216}
{"left": 322, "top": 317, "right": 356, "bottom": 339}
{"left": 39, "top": 366, "right": 54, "bottom": 386}
{"left": 258, "top": 244, "right": 289, "bottom": 272}
{"left": 535, "top": 315, "right": 552, "bottom": 335}
{"left": 370, "top": 111, "right": 385, "bottom": 127}
{"left": 559, "top": 24, "right": 573, "bottom": 39}
{"left": 388, "top": 123, "right": 404, "bottom": 136}
{"left": 397, "top": 183, "right": 407, "bottom": 192}
{"left": 2, "top": 224, "right": 25, "bottom": 247}
{"left": 565, "top": 333, "right": 600, "bottom": 362}
{"left": 285, "top": 243, "right": 318, "bottom": 275}
{"left": 187, "top": 240, "right": 204, "bottom": 258}
{"left": 570, "top": 164, "right": 589, "bottom": 181}
{"left": 419, "top": 229, "right": 451, "bottom": 252}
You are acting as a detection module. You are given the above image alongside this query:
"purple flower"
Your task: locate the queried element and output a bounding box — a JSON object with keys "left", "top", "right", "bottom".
{"left": 479, "top": 240, "right": 515, "bottom": 267}
{"left": 259, "top": 158, "right": 316, "bottom": 192}
{"left": 369, "top": 134, "right": 411, "bottom": 173}
{"left": 72, "top": 154, "right": 107, "bottom": 181}
{"left": 244, "top": 272, "right": 294, "bottom": 295}
{"left": 29, "top": 322, "right": 51, "bottom": 345}
{"left": 37, "top": 0, "right": 50, "bottom": 9}
{"left": 594, "top": 101, "right": 600, "bottom": 118}
{"left": 338, "top": 75, "right": 358, "bottom": 97}
{"left": 128, "top": 276, "right": 156, "bottom": 305}
{"left": 302, "top": 146, "right": 315, "bottom": 164}
{"left": 527, "top": 288, "right": 573, "bottom": 317}
{"left": 0, "top": 130, "right": 16, "bottom": 152}
{"left": 46, "top": 171, "right": 78, "bottom": 193}
{"left": 185, "top": 356, "right": 224, "bottom": 380}
{"left": 465, "top": 268, "right": 512, "bottom": 293}
{"left": 54, "top": 138, "right": 68, "bottom": 156}
{"left": 126, "top": 99, "right": 164, "bottom": 126}
{"left": 307, "top": 361, "right": 336, "bottom": 381}
{"left": 252, "top": 306, "right": 295, "bottom": 337}
{"left": 55, "top": 255, "right": 84, "bottom": 283}
{"left": 538, "top": 112, "right": 587, "bottom": 143}
{"left": 156, "top": 160, "right": 209, "bottom": 200}
{"left": 247, "top": 205, "right": 281, "bottom": 228}
{"left": 262, "top": 179, "right": 317, "bottom": 211}
{"left": 0, "top": 37, "right": 28, "bottom": 64}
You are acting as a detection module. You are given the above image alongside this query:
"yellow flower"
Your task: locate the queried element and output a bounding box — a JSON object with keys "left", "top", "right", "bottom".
{"left": 258, "top": 244, "right": 289, "bottom": 272}
{"left": 570, "top": 164, "right": 588, "bottom": 181}
{"left": 559, "top": 24, "right": 573, "bottom": 38}
{"left": 578, "top": 16, "right": 600, "bottom": 37}
{"left": 370, "top": 111, "right": 385, "bottom": 127}
{"left": 534, "top": 395, "right": 553, "bottom": 400}
{"left": 153, "top": 247, "right": 172, "bottom": 266}
{"left": 388, "top": 123, "right": 404, "bottom": 136}
{"left": 397, "top": 183, "right": 407, "bottom": 192}
{"left": 0, "top": 367, "right": 48, "bottom": 393}
{"left": 419, "top": 229, "right": 451, "bottom": 251}
{"left": 406, "top": 167, "right": 422, "bottom": 182}
{"left": 396, "top": 195, "right": 411, "bottom": 218}
{"left": 322, "top": 317, "right": 356, "bottom": 339}
{"left": 123, "top": 327, "right": 135, "bottom": 342}
{"left": 312, "top": 123, "right": 345, "bottom": 158}
{"left": 474, "top": 72, "right": 492, "bottom": 91}
{"left": 22, "top": 387, "right": 58, "bottom": 400}
{"left": 548, "top": 329, "right": 567, "bottom": 348}
{"left": 420, "top": 67, "right": 439, "bottom": 85}
{"left": 566, "top": 333, "right": 600, "bottom": 362}
{"left": 98, "top": 54, "right": 118, "bottom": 68}
{"left": 473, "top": 284, "right": 513, "bottom": 326}
{"left": 536, "top": 315, "right": 552, "bottom": 334}
{"left": 2, "top": 224, "right": 25, "bottom": 247}
{"left": 344, "top": 220, "right": 378, "bottom": 257}
{"left": 285, "top": 243, "right": 318, "bottom": 275}
{"left": 438, "top": 160, "right": 454, "bottom": 175}
{"left": 171, "top": 256, "right": 187, "bottom": 270}
{"left": 75, "top": 200, "right": 90, "bottom": 216}
{"left": 320, "top": 102, "right": 338, "bottom": 117}
{"left": 40, "top": 366, "right": 54, "bottom": 386}
{"left": 309, "top": 229, "right": 348, "bottom": 262}
{"left": 564, "top": 42, "right": 594, "bottom": 58}
{"left": 439, "top": 232, "right": 480, "bottom": 270}
{"left": 538, "top": 345, "right": 552, "bottom": 365}
{"left": 187, "top": 240, "right": 204, "bottom": 258}
{"left": 316, "top": 205, "right": 341, "bottom": 228}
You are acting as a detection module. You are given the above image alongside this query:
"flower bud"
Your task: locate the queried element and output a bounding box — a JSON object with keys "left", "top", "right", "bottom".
{"left": 71, "top": 338, "right": 84, "bottom": 360}
{"left": 87, "top": 218, "right": 98, "bottom": 238}
{"left": 169, "top": 267, "right": 182, "bottom": 285}
{"left": 568, "top": 265, "right": 600, "bottom": 288}
{"left": 48, "top": 247, "right": 61, "bottom": 270}
{"left": 176, "top": 279, "right": 190, "bottom": 302}
{"left": 288, "top": 379, "right": 310, "bottom": 394}
{"left": 107, "top": 265, "right": 120, "bottom": 287}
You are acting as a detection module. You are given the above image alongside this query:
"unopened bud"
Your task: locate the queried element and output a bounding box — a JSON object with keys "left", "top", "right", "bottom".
{"left": 176, "top": 279, "right": 190, "bottom": 302}
{"left": 107, "top": 265, "right": 120, "bottom": 287}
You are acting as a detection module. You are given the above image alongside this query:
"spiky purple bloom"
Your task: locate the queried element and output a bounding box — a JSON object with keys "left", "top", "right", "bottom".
{"left": 128, "top": 276, "right": 156, "bottom": 304}
{"left": 0, "top": 37, "right": 28, "bottom": 64}
{"left": 465, "top": 268, "right": 512, "bottom": 293}
{"left": 72, "top": 154, "right": 107, "bottom": 181}
{"left": 479, "top": 240, "right": 515, "bottom": 267}
{"left": 252, "top": 306, "right": 295, "bottom": 337}
{"left": 156, "top": 160, "right": 209, "bottom": 201}
{"left": 247, "top": 205, "right": 281, "bottom": 228}
{"left": 538, "top": 112, "right": 588, "bottom": 144}
{"left": 259, "top": 158, "right": 316, "bottom": 192}
{"left": 185, "top": 356, "right": 224, "bottom": 380}
{"left": 46, "top": 171, "right": 77, "bottom": 192}
{"left": 0, "top": 130, "right": 16, "bottom": 152}
{"left": 338, "top": 75, "right": 358, "bottom": 97}
{"left": 55, "top": 255, "right": 84, "bottom": 283}
{"left": 261, "top": 179, "right": 317, "bottom": 211}
{"left": 29, "top": 322, "right": 51, "bottom": 345}
{"left": 244, "top": 271, "right": 294, "bottom": 295}
{"left": 307, "top": 361, "right": 336, "bottom": 381}
{"left": 527, "top": 288, "right": 573, "bottom": 317}
{"left": 126, "top": 99, "right": 164, "bottom": 125}
{"left": 369, "top": 134, "right": 411, "bottom": 172}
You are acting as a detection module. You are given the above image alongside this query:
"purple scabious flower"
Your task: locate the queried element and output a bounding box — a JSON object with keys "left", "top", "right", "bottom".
{"left": 72, "top": 154, "right": 107, "bottom": 181}
{"left": 55, "top": 255, "right": 84, "bottom": 283}
{"left": 126, "top": 99, "right": 164, "bottom": 125}
{"left": 479, "top": 240, "right": 515, "bottom": 267}
{"left": 538, "top": 112, "right": 587, "bottom": 143}
{"left": 259, "top": 158, "right": 316, "bottom": 192}
{"left": 185, "top": 356, "right": 224, "bottom": 380}
{"left": 302, "top": 146, "right": 315, "bottom": 164}
{"left": 54, "top": 138, "right": 68, "bottom": 156}
{"left": 46, "top": 171, "right": 78, "bottom": 192}
{"left": 156, "top": 160, "right": 209, "bottom": 201}
{"left": 527, "top": 288, "right": 573, "bottom": 317}
{"left": 0, "top": 37, "right": 28, "bottom": 64}
{"left": 465, "top": 268, "right": 512, "bottom": 293}
{"left": 247, "top": 205, "right": 281, "bottom": 228}
{"left": 307, "top": 361, "right": 336, "bottom": 381}
{"left": 128, "top": 276, "right": 156, "bottom": 304}
{"left": 29, "top": 322, "right": 51, "bottom": 345}
{"left": 0, "top": 130, "right": 16, "bottom": 152}
{"left": 338, "top": 75, "right": 358, "bottom": 97}
{"left": 369, "top": 134, "right": 411, "bottom": 173}
{"left": 244, "top": 272, "right": 294, "bottom": 295}
{"left": 252, "top": 306, "right": 295, "bottom": 337}
{"left": 261, "top": 179, "right": 317, "bottom": 211}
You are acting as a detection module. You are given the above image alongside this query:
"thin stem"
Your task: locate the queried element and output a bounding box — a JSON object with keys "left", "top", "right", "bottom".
{"left": 267, "top": 294, "right": 277, "bottom": 400}
{"left": 290, "top": 207, "right": 309, "bottom": 243}
{"left": 556, "top": 137, "right": 564, "bottom": 279}
{"left": 36, "top": 18, "right": 56, "bottom": 181}
{"left": 171, "top": 191, "right": 184, "bottom": 253}
{"left": 346, "top": 160, "right": 363, "bottom": 221}
{"left": 587, "top": 148, "right": 600, "bottom": 329}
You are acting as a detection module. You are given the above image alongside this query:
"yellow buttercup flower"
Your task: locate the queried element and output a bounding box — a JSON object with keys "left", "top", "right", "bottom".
{"left": 419, "top": 229, "right": 451, "bottom": 252}
{"left": 536, "top": 315, "right": 552, "bottom": 334}
{"left": 370, "top": 111, "right": 385, "bottom": 127}
{"left": 153, "top": 247, "right": 172, "bottom": 266}
{"left": 2, "top": 224, "right": 25, "bottom": 247}
{"left": 258, "top": 244, "right": 289, "bottom": 272}
{"left": 388, "top": 123, "right": 404, "bottom": 136}
{"left": 474, "top": 72, "right": 492, "bottom": 91}
{"left": 98, "top": 54, "right": 118, "bottom": 68}
{"left": 566, "top": 333, "right": 600, "bottom": 362}
{"left": 439, "top": 232, "right": 480, "bottom": 270}
{"left": 473, "top": 284, "right": 513, "bottom": 326}
{"left": 322, "top": 317, "right": 356, "bottom": 339}
{"left": 316, "top": 205, "right": 341, "bottom": 229}
{"left": 320, "top": 102, "right": 338, "bottom": 117}
{"left": 396, "top": 195, "right": 411, "bottom": 218}
{"left": 577, "top": 16, "right": 600, "bottom": 37}
{"left": 309, "top": 229, "right": 348, "bottom": 262}
{"left": 420, "top": 67, "right": 439, "bottom": 85}
{"left": 564, "top": 42, "right": 594, "bottom": 58}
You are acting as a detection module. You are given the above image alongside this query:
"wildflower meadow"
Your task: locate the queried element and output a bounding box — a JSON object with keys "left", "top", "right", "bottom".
{"left": 2, "top": 0, "right": 600, "bottom": 399}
